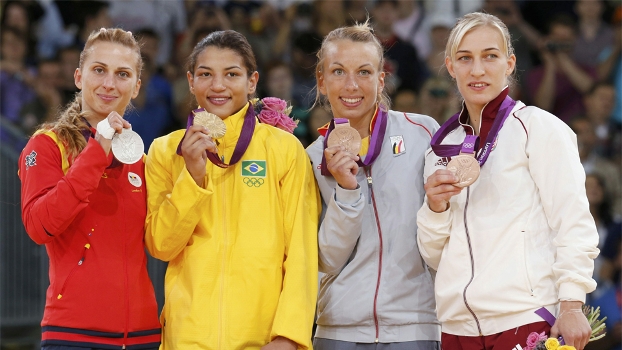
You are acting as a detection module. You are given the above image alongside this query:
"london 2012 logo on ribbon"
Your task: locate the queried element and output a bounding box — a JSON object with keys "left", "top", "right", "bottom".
{"left": 242, "top": 160, "right": 266, "bottom": 177}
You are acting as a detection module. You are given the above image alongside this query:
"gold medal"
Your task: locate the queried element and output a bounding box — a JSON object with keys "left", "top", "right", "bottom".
{"left": 193, "top": 110, "right": 227, "bottom": 139}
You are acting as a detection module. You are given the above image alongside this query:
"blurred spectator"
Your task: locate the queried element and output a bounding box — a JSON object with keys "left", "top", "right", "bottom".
{"left": 392, "top": 0, "right": 431, "bottom": 60}
{"left": 573, "top": 0, "right": 614, "bottom": 68}
{"left": 428, "top": 0, "right": 483, "bottom": 21}
{"left": 521, "top": 0, "right": 576, "bottom": 35}
{"left": 108, "top": 0, "right": 186, "bottom": 66}
{"left": 261, "top": 60, "right": 311, "bottom": 145}
{"left": 19, "top": 58, "right": 63, "bottom": 134}
{"left": 312, "top": 0, "right": 345, "bottom": 37}
{"left": 57, "top": 45, "right": 81, "bottom": 105}
{"left": 125, "top": 29, "right": 175, "bottom": 150}
{"left": 425, "top": 12, "right": 454, "bottom": 78}
{"left": 372, "top": 0, "right": 429, "bottom": 94}
{"left": 345, "top": 0, "right": 368, "bottom": 26}
{"left": 307, "top": 106, "right": 332, "bottom": 142}
{"left": 1, "top": 0, "right": 43, "bottom": 65}
{"left": 393, "top": 89, "right": 418, "bottom": 114}
{"left": 244, "top": 2, "right": 289, "bottom": 68}
{"left": 417, "top": 76, "right": 457, "bottom": 125}
{"left": 570, "top": 117, "right": 621, "bottom": 217}
{"left": 526, "top": 15, "right": 596, "bottom": 122}
{"left": 580, "top": 82, "right": 621, "bottom": 159}
{"left": 35, "top": 0, "right": 75, "bottom": 59}
{"left": 175, "top": 3, "right": 230, "bottom": 69}
{"left": 484, "top": 0, "right": 542, "bottom": 100}
{"left": 0, "top": 26, "right": 36, "bottom": 125}
{"left": 585, "top": 221, "right": 621, "bottom": 350}
{"left": 75, "top": 1, "right": 112, "bottom": 48}
{"left": 598, "top": 6, "right": 622, "bottom": 125}
{"left": 584, "top": 173, "right": 618, "bottom": 285}
{"left": 291, "top": 31, "right": 322, "bottom": 109}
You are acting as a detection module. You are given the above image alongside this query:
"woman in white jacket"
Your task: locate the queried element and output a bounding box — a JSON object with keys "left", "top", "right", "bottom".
{"left": 417, "top": 12, "right": 599, "bottom": 350}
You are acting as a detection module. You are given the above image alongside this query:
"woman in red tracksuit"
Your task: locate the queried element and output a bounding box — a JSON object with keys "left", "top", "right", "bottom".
{"left": 19, "top": 28, "right": 161, "bottom": 350}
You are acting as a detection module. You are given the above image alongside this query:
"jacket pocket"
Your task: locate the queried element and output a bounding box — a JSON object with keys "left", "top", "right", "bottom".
{"left": 56, "top": 243, "right": 91, "bottom": 300}
{"left": 521, "top": 230, "right": 535, "bottom": 296}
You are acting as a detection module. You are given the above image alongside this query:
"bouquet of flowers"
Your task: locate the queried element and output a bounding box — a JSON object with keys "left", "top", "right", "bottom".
{"left": 253, "top": 97, "right": 298, "bottom": 134}
{"left": 521, "top": 306, "right": 607, "bottom": 350}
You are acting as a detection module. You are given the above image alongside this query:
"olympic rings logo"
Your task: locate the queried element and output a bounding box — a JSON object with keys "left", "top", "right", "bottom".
{"left": 243, "top": 177, "right": 264, "bottom": 187}
{"left": 463, "top": 142, "right": 474, "bottom": 148}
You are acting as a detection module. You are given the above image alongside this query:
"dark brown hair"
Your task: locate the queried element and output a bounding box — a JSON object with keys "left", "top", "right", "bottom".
{"left": 187, "top": 30, "right": 257, "bottom": 77}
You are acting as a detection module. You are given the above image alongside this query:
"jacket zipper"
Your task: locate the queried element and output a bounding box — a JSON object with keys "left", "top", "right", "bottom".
{"left": 218, "top": 166, "right": 227, "bottom": 350}
{"left": 364, "top": 167, "right": 383, "bottom": 342}
{"left": 462, "top": 187, "right": 483, "bottom": 335}
{"left": 57, "top": 243, "right": 91, "bottom": 299}
{"left": 123, "top": 218, "right": 129, "bottom": 349}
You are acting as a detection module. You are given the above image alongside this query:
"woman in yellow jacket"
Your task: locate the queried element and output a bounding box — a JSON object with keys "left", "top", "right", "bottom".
{"left": 144, "top": 30, "right": 320, "bottom": 350}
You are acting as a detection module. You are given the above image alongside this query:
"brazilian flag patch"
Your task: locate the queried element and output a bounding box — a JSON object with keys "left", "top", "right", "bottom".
{"left": 241, "top": 160, "right": 266, "bottom": 177}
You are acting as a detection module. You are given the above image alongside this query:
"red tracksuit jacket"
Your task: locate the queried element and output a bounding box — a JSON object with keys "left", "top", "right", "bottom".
{"left": 19, "top": 129, "right": 161, "bottom": 349}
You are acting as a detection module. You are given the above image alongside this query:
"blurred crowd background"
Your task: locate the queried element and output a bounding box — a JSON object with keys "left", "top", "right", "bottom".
{"left": 0, "top": 0, "right": 620, "bottom": 349}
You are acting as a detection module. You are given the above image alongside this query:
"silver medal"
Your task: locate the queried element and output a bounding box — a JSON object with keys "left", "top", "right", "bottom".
{"left": 111, "top": 128, "right": 144, "bottom": 164}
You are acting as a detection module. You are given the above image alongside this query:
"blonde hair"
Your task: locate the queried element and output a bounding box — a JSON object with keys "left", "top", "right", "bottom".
{"left": 445, "top": 12, "right": 514, "bottom": 61}
{"left": 313, "top": 19, "right": 391, "bottom": 112}
{"left": 37, "top": 28, "right": 142, "bottom": 161}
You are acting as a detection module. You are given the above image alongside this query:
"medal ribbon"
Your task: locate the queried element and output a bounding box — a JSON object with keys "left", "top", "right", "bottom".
{"left": 430, "top": 95, "right": 516, "bottom": 167}
{"left": 176, "top": 102, "right": 256, "bottom": 168}
{"left": 320, "top": 109, "right": 388, "bottom": 176}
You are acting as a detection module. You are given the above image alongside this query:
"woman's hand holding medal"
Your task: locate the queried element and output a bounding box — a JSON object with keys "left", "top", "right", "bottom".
{"left": 424, "top": 169, "right": 463, "bottom": 213}
{"left": 95, "top": 111, "right": 130, "bottom": 155}
{"left": 324, "top": 145, "right": 360, "bottom": 190}
{"left": 181, "top": 124, "right": 218, "bottom": 187}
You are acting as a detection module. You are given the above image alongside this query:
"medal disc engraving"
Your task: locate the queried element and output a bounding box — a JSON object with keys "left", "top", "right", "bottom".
{"left": 111, "top": 128, "right": 144, "bottom": 164}
{"left": 447, "top": 154, "right": 480, "bottom": 187}
{"left": 327, "top": 126, "right": 362, "bottom": 155}
{"left": 193, "top": 110, "right": 226, "bottom": 139}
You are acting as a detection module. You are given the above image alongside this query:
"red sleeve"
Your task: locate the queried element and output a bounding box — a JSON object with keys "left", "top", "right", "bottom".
{"left": 19, "top": 134, "right": 110, "bottom": 244}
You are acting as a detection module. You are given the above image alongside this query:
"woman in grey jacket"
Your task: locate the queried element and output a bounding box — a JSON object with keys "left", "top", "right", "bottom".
{"left": 306, "top": 20, "right": 441, "bottom": 350}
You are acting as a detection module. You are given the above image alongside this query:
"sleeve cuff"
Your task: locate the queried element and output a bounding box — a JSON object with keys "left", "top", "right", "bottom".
{"left": 334, "top": 184, "right": 361, "bottom": 205}
{"left": 558, "top": 283, "right": 587, "bottom": 304}
{"left": 420, "top": 201, "right": 452, "bottom": 224}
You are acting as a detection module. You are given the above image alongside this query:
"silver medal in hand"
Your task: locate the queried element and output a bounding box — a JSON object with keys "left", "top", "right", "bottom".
{"left": 111, "top": 128, "right": 144, "bottom": 164}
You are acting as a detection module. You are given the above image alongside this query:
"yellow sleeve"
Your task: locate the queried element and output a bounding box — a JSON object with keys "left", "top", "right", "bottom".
{"left": 144, "top": 134, "right": 214, "bottom": 261}
{"left": 270, "top": 139, "right": 321, "bottom": 350}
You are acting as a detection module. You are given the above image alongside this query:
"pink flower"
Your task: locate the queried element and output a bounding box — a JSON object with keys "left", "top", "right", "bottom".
{"left": 261, "top": 97, "right": 287, "bottom": 112}
{"left": 526, "top": 332, "right": 548, "bottom": 350}
{"left": 256, "top": 97, "right": 298, "bottom": 134}
{"left": 275, "top": 116, "right": 298, "bottom": 133}
{"left": 258, "top": 110, "right": 281, "bottom": 126}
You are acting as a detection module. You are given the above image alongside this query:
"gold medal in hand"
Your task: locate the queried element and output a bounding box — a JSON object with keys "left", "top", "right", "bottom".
{"left": 193, "top": 110, "right": 227, "bottom": 139}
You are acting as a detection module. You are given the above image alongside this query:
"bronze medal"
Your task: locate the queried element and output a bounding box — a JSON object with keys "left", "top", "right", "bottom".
{"left": 193, "top": 110, "right": 226, "bottom": 139}
{"left": 447, "top": 154, "right": 480, "bottom": 187}
{"left": 326, "top": 121, "right": 362, "bottom": 155}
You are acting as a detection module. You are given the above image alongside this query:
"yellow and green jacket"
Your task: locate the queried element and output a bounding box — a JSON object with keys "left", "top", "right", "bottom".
{"left": 145, "top": 103, "right": 320, "bottom": 350}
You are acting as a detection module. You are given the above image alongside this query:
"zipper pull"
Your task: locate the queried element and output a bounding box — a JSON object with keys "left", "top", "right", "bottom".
{"left": 366, "top": 174, "right": 372, "bottom": 204}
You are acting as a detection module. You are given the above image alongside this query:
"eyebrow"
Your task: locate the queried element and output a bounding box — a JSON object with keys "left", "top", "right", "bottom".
{"left": 330, "top": 62, "right": 373, "bottom": 69}
{"left": 197, "top": 65, "right": 242, "bottom": 70}
{"left": 91, "top": 61, "right": 134, "bottom": 71}
{"left": 456, "top": 47, "right": 501, "bottom": 54}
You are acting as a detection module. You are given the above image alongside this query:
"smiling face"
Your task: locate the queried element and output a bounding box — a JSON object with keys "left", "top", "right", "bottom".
{"left": 446, "top": 25, "right": 515, "bottom": 118}
{"left": 318, "top": 39, "right": 385, "bottom": 133}
{"left": 187, "top": 46, "right": 258, "bottom": 118}
{"left": 74, "top": 41, "right": 142, "bottom": 125}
